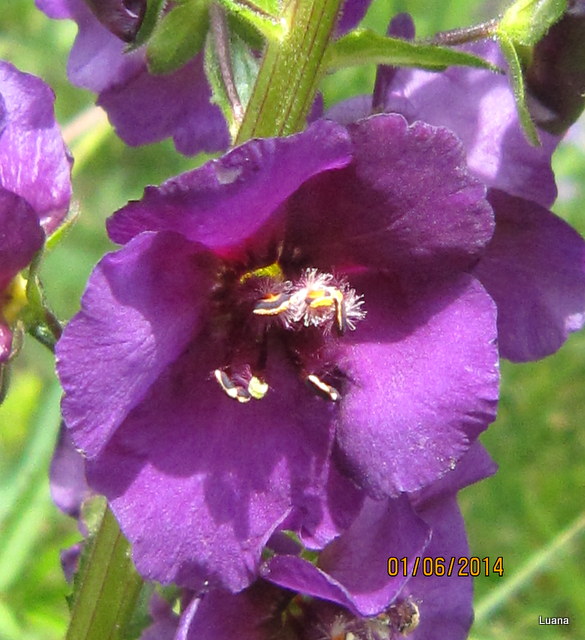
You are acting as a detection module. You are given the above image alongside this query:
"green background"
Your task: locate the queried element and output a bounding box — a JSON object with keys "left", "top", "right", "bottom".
{"left": 0, "top": 0, "right": 583, "bottom": 638}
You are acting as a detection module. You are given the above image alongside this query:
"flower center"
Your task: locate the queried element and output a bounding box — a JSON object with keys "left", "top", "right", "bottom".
{"left": 213, "top": 265, "right": 365, "bottom": 404}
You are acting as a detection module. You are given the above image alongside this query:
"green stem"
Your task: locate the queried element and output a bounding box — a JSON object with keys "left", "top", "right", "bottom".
{"left": 235, "top": 0, "right": 343, "bottom": 142}
{"left": 66, "top": 506, "right": 143, "bottom": 640}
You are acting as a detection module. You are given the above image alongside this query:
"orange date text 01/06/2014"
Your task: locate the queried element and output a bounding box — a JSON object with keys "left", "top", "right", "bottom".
{"left": 387, "top": 556, "right": 504, "bottom": 578}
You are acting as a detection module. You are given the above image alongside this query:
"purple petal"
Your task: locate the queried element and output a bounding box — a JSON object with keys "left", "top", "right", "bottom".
{"left": 400, "top": 498, "right": 474, "bottom": 640}
{"left": 0, "top": 190, "right": 44, "bottom": 290}
{"left": 474, "top": 189, "right": 585, "bottom": 361}
{"left": 176, "top": 584, "right": 284, "bottom": 640}
{"left": 337, "top": 0, "right": 370, "bottom": 34}
{"left": 57, "top": 232, "right": 219, "bottom": 458}
{"left": 263, "top": 496, "right": 429, "bottom": 617}
{"left": 60, "top": 543, "right": 82, "bottom": 583}
{"left": 263, "top": 555, "right": 359, "bottom": 614}
{"left": 84, "top": 0, "right": 145, "bottom": 42}
{"left": 107, "top": 120, "right": 352, "bottom": 248}
{"left": 384, "top": 41, "right": 559, "bottom": 208}
{"left": 285, "top": 114, "right": 494, "bottom": 280}
{"left": 85, "top": 344, "right": 335, "bottom": 591}
{"left": 372, "top": 13, "right": 415, "bottom": 112}
{"left": 65, "top": 0, "right": 144, "bottom": 93}
{"left": 295, "top": 464, "right": 364, "bottom": 550}
{"left": 35, "top": 0, "right": 71, "bottom": 19}
{"left": 98, "top": 55, "right": 229, "bottom": 155}
{"left": 49, "top": 424, "right": 90, "bottom": 518}
{"left": 411, "top": 440, "right": 497, "bottom": 510}
{"left": 140, "top": 594, "right": 179, "bottom": 640}
{"left": 334, "top": 272, "right": 499, "bottom": 497}
{"left": 0, "top": 61, "right": 72, "bottom": 233}
{"left": 318, "top": 495, "right": 430, "bottom": 616}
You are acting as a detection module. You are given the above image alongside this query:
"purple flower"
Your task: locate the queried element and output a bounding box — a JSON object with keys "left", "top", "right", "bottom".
{"left": 35, "top": 0, "right": 370, "bottom": 156}
{"left": 35, "top": 0, "right": 229, "bottom": 155}
{"left": 57, "top": 116, "right": 498, "bottom": 590}
{"left": 50, "top": 424, "right": 90, "bottom": 519}
{"left": 0, "top": 61, "right": 72, "bottom": 362}
{"left": 175, "top": 443, "right": 496, "bottom": 640}
{"left": 57, "top": 115, "right": 499, "bottom": 591}
{"left": 330, "top": 29, "right": 585, "bottom": 362}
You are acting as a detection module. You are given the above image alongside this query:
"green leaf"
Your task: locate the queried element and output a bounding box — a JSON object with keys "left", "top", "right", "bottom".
{"left": 498, "top": 32, "right": 540, "bottom": 145}
{"left": 129, "top": 0, "right": 168, "bottom": 50}
{"left": 499, "top": 0, "right": 567, "bottom": 46}
{"left": 326, "top": 29, "right": 501, "bottom": 72}
{"left": 146, "top": 0, "right": 210, "bottom": 75}
{"left": 217, "top": 0, "right": 284, "bottom": 41}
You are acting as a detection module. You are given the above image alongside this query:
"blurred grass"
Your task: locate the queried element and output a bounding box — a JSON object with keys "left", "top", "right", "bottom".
{"left": 1, "top": 0, "right": 584, "bottom": 638}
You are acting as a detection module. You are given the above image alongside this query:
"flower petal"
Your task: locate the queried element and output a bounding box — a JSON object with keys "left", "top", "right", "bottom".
{"left": 0, "top": 61, "right": 72, "bottom": 233}
{"left": 98, "top": 55, "right": 229, "bottom": 155}
{"left": 35, "top": 0, "right": 71, "bottom": 19}
{"left": 399, "top": 498, "right": 474, "bottom": 640}
{"left": 337, "top": 0, "right": 370, "bottom": 34}
{"left": 334, "top": 272, "right": 499, "bottom": 497}
{"left": 384, "top": 41, "right": 559, "bottom": 208}
{"left": 0, "top": 190, "right": 44, "bottom": 290}
{"left": 49, "top": 424, "right": 90, "bottom": 518}
{"left": 285, "top": 114, "right": 493, "bottom": 280}
{"left": 57, "top": 231, "right": 218, "bottom": 458}
{"left": 474, "top": 189, "right": 585, "bottom": 361}
{"left": 295, "top": 463, "right": 364, "bottom": 550}
{"left": 263, "top": 496, "right": 429, "bottom": 617}
{"left": 411, "top": 440, "right": 497, "bottom": 510}
{"left": 107, "top": 120, "right": 352, "bottom": 249}
{"left": 318, "top": 495, "right": 430, "bottom": 616}
{"left": 85, "top": 344, "right": 335, "bottom": 591}
{"left": 176, "top": 584, "right": 284, "bottom": 640}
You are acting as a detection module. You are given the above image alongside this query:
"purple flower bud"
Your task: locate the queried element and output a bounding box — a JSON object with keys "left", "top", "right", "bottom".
{"left": 525, "top": 0, "right": 585, "bottom": 134}
{"left": 83, "top": 0, "right": 145, "bottom": 42}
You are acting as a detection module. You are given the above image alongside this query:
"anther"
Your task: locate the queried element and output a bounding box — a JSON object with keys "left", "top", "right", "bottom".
{"left": 248, "top": 375, "right": 269, "bottom": 400}
{"left": 306, "top": 374, "right": 340, "bottom": 402}
{"left": 214, "top": 369, "right": 252, "bottom": 403}
{"left": 252, "top": 292, "right": 292, "bottom": 317}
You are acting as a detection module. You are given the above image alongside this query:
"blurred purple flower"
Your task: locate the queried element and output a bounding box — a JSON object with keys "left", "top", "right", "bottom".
{"left": 50, "top": 424, "right": 90, "bottom": 519}
{"left": 0, "top": 61, "right": 72, "bottom": 362}
{"left": 35, "top": 0, "right": 370, "bottom": 155}
{"left": 57, "top": 116, "right": 498, "bottom": 591}
{"left": 175, "top": 443, "right": 496, "bottom": 640}
{"left": 329, "top": 26, "right": 585, "bottom": 362}
{"left": 36, "top": 0, "right": 228, "bottom": 155}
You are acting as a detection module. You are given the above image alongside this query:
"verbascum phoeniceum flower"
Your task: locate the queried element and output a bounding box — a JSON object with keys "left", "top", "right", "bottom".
{"left": 0, "top": 60, "right": 72, "bottom": 363}
{"left": 140, "top": 443, "right": 496, "bottom": 640}
{"left": 57, "top": 110, "right": 501, "bottom": 593}
{"left": 34, "top": 0, "right": 371, "bottom": 155}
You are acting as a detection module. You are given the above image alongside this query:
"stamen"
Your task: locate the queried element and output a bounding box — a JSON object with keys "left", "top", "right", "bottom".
{"left": 289, "top": 269, "right": 365, "bottom": 334}
{"left": 385, "top": 599, "right": 420, "bottom": 636}
{"left": 214, "top": 369, "right": 252, "bottom": 403}
{"left": 248, "top": 375, "right": 269, "bottom": 399}
{"left": 306, "top": 374, "right": 340, "bottom": 402}
{"left": 252, "top": 292, "right": 292, "bottom": 316}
